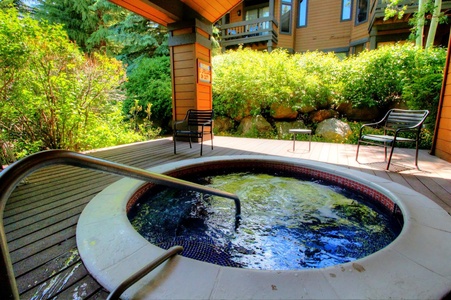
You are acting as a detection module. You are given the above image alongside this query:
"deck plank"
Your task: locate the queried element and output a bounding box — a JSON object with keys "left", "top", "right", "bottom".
{"left": 16, "top": 248, "right": 80, "bottom": 294}
{"left": 2, "top": 136, "right": 450, "bottom": 299}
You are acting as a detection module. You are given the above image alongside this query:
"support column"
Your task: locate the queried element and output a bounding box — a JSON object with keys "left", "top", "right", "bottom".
{"left": 369, "top": 27, "right": 377, "bottom": 50}
{"left": 168, "top": 19, "right": 213, "bottom": 122}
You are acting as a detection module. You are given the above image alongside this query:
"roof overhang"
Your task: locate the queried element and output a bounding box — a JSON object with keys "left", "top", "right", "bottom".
{"left": 108, "top": 0, "right": 242, "bottom": 26}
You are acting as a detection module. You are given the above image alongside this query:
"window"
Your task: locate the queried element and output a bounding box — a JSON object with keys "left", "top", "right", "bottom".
{"left": 281, "top": 0, "right": 292, "bottom": 34}
{"left": 356, "top": 0, "right": 368, "bottom": 24}
{"left": 298, "top": 0, "right": 307, "bottom": 27}
{"left": 341, "top": 0, "right": 352, "bottom": 21}
{"left": 245, "top": 6, "right": 269, "bottom": 21}
{"left": 245, "top": 6, "right": 270, "bottom": 32}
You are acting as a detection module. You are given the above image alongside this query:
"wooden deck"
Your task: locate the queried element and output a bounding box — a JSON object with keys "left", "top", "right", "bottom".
{"left": 4, "top": 136, "right": 451, "bottom": 299}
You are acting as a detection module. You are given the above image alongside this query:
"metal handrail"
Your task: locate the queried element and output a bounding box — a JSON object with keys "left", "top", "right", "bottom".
{"left": 0, "top": 150, "right": 241, "bottom": 300}
{"left": 107, "top": 245, "right": 184, "bottom": 300}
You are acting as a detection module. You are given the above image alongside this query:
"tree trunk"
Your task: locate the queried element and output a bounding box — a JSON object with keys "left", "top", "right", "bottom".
{"left": 416, "top": 0, "right": 425, "bottom": 47}
{"left": 425, "top": 0, "right": 442, "bottom": 48}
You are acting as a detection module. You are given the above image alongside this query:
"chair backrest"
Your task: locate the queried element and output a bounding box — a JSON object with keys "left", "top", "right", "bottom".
{"left": 385, "top": 109, "right": 429, "bottom": 130}
{"left": 187, "top": 109, "right": 214, "bottom": 127}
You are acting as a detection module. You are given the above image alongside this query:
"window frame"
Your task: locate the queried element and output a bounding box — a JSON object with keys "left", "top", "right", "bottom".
{"left": 280, "top": 0, "right": 293, "bottom": 34}
{"left": 341, "top": 0, "right": 353, "bottom": 22}
{"left": 297, "top": 0, "right": 308, "bottom": 28}
{"left": 355, "top": 0, "right": 369, "bottom": 25}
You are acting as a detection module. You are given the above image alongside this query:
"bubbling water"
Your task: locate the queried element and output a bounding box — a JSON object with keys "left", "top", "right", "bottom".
{"left": 129, "top": 172, "right": 401, "bottom": 270}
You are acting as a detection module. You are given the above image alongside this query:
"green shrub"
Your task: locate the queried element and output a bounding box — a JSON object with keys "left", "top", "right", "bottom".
{"left": 339, "top": 44, "right": 446, "bottom": 112}
{"left": 123, "top": 56, "right": 172, "bottom": 130}
{"left": 212, "top": 48, "right": 339, "bottom": 118}
{"left": 402, "top": 47, "right": 446, "bottom": 129}
{"left": 340, "top": 44, "right": 411, "bottom": 108}
{"left": 0, "top": 8, "right": 150, "bottom": 161}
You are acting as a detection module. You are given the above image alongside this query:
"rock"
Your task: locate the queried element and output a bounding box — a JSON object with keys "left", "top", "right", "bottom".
{"left": 214, "top": 116, "right": 234, "bottom": 133}
{"left": 237, "top": 115, "right": 273, "bottom": 136}
{"left": 270, "top": 103, "right": 298, "bottom": 120}
{"left": 299, "top": 104, "right": 316, "bottom": 114}
{"left": 316, "top": 118, "right": 352, "bottom": 142}
{"left": 309, "top": 109, "right": 339, "bottom": 123}
{"left": 274, "top": 120, "right": 306, "bottom": 139}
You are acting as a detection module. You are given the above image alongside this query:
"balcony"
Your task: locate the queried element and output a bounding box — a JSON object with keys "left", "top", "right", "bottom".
{"left": 369, "top": 0, "right": 451, "bottom": 30}
{"left": 219, "top": 16, "right": 278, "bottom": 51}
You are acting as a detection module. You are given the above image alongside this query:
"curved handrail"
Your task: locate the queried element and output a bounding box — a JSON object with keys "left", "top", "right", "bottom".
{"left": 107, "top": 245, "right": 184, "bottom": 300}
{"left": 0, "top": 150, "right": 241, "bottom": 300}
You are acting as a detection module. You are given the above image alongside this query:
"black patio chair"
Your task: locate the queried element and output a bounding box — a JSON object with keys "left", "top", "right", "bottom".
{"left": 355, "top": 109, "right": 429, "bottom": 170}
{"left": 173, "top": 109, "right": 214, "bottom": 156}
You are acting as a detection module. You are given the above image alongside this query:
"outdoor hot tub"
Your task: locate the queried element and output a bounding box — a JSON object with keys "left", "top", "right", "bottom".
{"left": 76, "top": 155, "right": 451, "bottom": 299}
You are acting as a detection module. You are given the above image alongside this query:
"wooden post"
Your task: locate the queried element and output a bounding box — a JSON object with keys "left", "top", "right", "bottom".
{"left": 168, "top": 19, "right": 213, "bottom": 122}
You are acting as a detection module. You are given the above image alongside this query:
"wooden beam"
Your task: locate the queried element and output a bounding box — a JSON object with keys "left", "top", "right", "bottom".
{"left": 108, "top": 0, "right": 243, "bottom": 26}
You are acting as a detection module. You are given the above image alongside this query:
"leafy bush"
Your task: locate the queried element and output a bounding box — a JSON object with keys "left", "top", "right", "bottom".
{"left": 402, "top": 47, "right": 446, "bottom": 129}
{"left": 339, "top": 44, "right": 446, "bottom": 111}
{"left": 340, "top": 44, "right": 411, "bottom": 108}
{"left": 123, "top": 56, "right": 172, "bottom": 130}
{"left": 0, "top": 8, "right": 149, "bottom": 162}
{"left": 212, "top": 48, "right": 339, "bottom": 118}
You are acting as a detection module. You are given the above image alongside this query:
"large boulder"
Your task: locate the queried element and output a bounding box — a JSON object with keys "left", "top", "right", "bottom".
{"left": 214, "top": 116, "right": 234, "bottom": 133}
{"left": 309, "top": 109, "right": 339, "bottom": 123}
{"left": 237, "top": 115, "right": 273, "bottom": 136}
{"left": 275, "top": 120, "right": 306, "bottom": 139}
{"left": 316, "top": 118, "right": 352, "bottom": 142}
{"left": 270, "top": 103, "right": 298, "bottom": 120}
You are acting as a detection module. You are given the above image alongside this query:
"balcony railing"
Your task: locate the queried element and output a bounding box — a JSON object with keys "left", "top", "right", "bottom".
{"left": 219, "top": 17, "right": 278, "bottom": 49}
{"left": 369, "top": 0, "right": 451, "bottom": 32}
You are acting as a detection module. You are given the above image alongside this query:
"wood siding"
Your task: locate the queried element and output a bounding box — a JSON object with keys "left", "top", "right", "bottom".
{"left": 186, "top": 0, "right": 242, "bottom": 23}
{"left": 195, "top": 44, "right": 213, "bottom": 110}
{"left": 170, "top": 36, "right": 212, "bottom": 121}
{"left": 109, "top": 0, "right": 241, "bottom": 26}
{"left": 294, "top": 0, "right": 352, "bottom": 52}
{"left": 171, "top": 44, "right": 196, "bottom": 121}
{"left": 434, "top": 40, "right": 451, "bottom": 162}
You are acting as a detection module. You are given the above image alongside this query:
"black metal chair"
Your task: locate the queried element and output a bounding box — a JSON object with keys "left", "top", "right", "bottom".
{"left": 356, "top": 109, "right": 429, "bottom": 170}
{"left": 173, "top": 109, "right": 214, "bottom": 156}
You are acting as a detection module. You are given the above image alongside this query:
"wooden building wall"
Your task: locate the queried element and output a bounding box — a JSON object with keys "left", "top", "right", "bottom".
{"left": 294, "top": 0, "right": 352, "bottom": 52}
{"left": 433, "top": 36, "right": 451, "bottom": 162}
{"left": 195, "top": 43, "right": 212, "bottom": 110}
{"left": 229, "top": 3, "right": 243, "bottom": 24}
{"left": 349, "top": 23, "right": 369, "bottom": 44}
{"left": 170, "top": 24, "right": 212, "bottom": 121}
{"left": 171, "top": 44, "right": 196, "bottom": 121}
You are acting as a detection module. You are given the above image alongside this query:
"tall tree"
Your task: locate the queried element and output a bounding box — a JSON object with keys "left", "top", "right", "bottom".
{"left": 35, "top": 0, "right": 124, "bottom": 54}
{"left": 109, "top": 13, "right": 169, "bottom": 68}
{"left": 33, "top": 0, "right": 169, "bottom": 61}
{"left": 0, "top": 0, "right": 33, "bottom": 12}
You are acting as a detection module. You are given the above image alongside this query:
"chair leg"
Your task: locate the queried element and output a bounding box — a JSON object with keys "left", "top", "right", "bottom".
{"left": 415, "top": 139, "right": 420, "bottom": 169}
{"left": 383, "top": 142, "right": 388, "bottom": 162}
{"left": 386, "top": 142, "right": 396, "bottom": 170}
{"left": 356, "top": 140, "right": 361, "bottom": 162}
{"left": 173, "top": 135, "right": 177, "bottom": 154}
{"left": 211, "top": 131, "right": 213, "bottom": 150}
{"left": 200, "top": 134, "right": 204, "bottom": 156}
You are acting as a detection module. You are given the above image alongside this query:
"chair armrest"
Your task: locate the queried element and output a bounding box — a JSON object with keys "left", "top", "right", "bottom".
{"left": 173, "top": 120, "right": 186, "bottom": 130}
